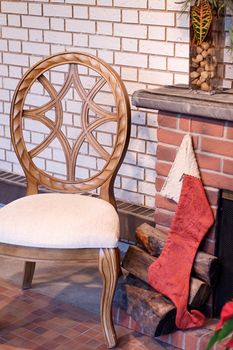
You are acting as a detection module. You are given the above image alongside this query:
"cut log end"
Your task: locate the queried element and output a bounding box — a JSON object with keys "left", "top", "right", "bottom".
{"left": 114, "top": 274, "right": 177, "bottom": 337}
{"left": 154, "top": 308, "right": 177, "bottom": 337}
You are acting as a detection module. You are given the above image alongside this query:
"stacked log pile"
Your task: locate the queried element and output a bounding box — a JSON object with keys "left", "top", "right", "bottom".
{"left": 114, "top": 223, "right": 219, "bottom": 337}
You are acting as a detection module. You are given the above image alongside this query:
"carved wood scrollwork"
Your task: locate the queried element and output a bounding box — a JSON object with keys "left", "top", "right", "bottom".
{"left": 10, "top": 52, "right": 131, "bottom": 195}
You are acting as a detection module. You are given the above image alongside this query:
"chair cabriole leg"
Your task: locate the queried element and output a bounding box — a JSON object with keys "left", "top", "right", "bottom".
{"left": 99, "top": 248, "right": 120, "bottom": 348}
{"left": 22, "top": 261, "right": 36, "bottom": 290}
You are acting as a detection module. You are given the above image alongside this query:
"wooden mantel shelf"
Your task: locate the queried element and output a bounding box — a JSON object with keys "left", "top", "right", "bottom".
{"left": 132, "top": 86, "right": 233, "bottom": 121}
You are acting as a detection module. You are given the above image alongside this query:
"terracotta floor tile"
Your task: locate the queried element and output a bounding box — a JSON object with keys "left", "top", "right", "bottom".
{"left": 32, "top": 326, "right": 48, "bottom": 335}
{"left": 73, "top": 323, "right": 91, "bottom": 333}
{"left": 62, "top": 327, "right": 81, "bottom": 339}
{"left": 0, "top": 332, "right": 16, "bottom": 341}
{"left": 21, "top": 330, "right": 37, "bottom": 340}
{"left": 39, "top": 329, "right": 60, "bottom": 340}
{"left": 5, "top": 336, "right": 27, "bottom": 346}
{"left": 85, "top": 338, "right": 104, "bottom": 349}
{"left": 19, "top": 341, "right": 38, "bottom": 350}
{"left": 74, "top": 333, "right": 91, "bottom": 344}
{"left": 32, "top": 335, "right": 50, "bottom": 346}
{"left": 56, "top": 339, "right": 83, "bottom": 349}
{"left": 0, "top": 277, "right": 197, "bottom": 350}
{"left": 96, "top": 345, "right": 108, "bottom": 350}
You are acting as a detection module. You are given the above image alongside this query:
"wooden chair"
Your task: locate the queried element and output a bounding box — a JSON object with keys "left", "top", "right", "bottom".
{"left": 0, "top": 52, "right": 130, "bottom": 348}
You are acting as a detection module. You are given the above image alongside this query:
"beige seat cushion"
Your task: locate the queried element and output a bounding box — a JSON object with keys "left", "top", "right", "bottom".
{"left": 0, "top": 193, "right": 120, "bottom": 249}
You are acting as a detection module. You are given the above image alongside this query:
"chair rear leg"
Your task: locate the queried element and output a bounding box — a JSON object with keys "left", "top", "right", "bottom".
{"left": 22, "top": 261, "right": 36, "bottom": 290}
{"left": 99, "top": 248, "right": 120, "bottom": 349}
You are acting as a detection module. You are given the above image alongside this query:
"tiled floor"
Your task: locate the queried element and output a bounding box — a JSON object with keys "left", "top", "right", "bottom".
{"left": 0, "top": 266, "right": 179, "bottom": 350}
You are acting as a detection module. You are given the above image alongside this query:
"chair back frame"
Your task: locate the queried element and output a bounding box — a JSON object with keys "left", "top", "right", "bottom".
{"left": 10, "top": 52, "right": 131, "bottom": 206}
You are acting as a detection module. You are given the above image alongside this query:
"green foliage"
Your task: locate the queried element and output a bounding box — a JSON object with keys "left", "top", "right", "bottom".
{"left": 229, "top": 27, "right": 233, "bottom": 51}
{"left": 191, "top": 0, "right": 213, "bottom": 43}
{"left": 206, "top": 318, "right": 233, "bottom": 349}
{"left": 206, "top": 301, "right": 233, "bottom": 350}
{"left": 178, "top": 0, "right": 233, "bottom": 49}
{"left": 178, "top": 0, "right": 233, "bottom": 13}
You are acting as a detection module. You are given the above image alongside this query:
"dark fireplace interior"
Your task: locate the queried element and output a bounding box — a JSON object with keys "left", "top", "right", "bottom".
{"left": 214, "top": 189, "right": 233, "bottom": 316}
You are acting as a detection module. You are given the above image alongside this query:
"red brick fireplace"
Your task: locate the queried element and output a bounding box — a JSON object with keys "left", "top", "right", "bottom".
{"left": 155, "top": 111, "right": 227, "bottom": 255}
{"left": 133, "top": 87, "right": 233, "bottom": 255}
{"left": 113, "top": 87, "right": 233, "bottom": 350}
{"left": 155, "top": 109, "right": 233, "bottom": 317}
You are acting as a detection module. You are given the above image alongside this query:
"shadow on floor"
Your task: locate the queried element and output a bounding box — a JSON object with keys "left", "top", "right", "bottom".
{"left": 0, "top": 258, "right": 179, "bottom": 349}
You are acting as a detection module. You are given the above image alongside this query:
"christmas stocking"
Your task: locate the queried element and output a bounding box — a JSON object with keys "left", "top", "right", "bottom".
{"left": 148, "top": 135, "right": 214, "bottom": 329}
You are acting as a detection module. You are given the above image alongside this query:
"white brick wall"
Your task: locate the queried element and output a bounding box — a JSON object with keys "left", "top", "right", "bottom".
{"left": 43, "top": 4, "right": 72, "bottom": 17}
{"left": 22, "top": 16, "right": 50, "bottom": 30}
{"left": 90, "top": 7, "right": 121, "bottom": 21}
{"left": 0, "top": 0, "right": 232, "bottom": 209}
{"left": 114, "top": 23, "right": 147, "bottom": 39}
{"left": 1, "top": 1, "right": 28, "bottom": 14}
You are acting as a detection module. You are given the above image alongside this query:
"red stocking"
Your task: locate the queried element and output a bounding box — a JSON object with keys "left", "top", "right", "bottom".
{"left": 148, "top": 175, "right": 214, "bottom": 329}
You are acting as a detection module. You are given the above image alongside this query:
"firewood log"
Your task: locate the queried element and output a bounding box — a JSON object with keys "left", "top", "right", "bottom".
{"left": 122, "top": 245, "right": 210, "bottom": 308}
{"left": 114, "top": 273, "right": 177, "bottom": 337}
{"left": 136, "top": 223, "right": 219, "bottom": 286}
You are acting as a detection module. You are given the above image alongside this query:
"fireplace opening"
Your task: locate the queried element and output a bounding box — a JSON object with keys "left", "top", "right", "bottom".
{"left": 214, "top": 190, "right": 233, "bottom": 316}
